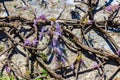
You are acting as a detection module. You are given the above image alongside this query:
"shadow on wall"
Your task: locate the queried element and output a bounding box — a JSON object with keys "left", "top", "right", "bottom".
{"left": 0, "top": 0, "right": 13, "bottom": 3}
{"left": 70, "top": 11, "right": 80, "bottom": 20}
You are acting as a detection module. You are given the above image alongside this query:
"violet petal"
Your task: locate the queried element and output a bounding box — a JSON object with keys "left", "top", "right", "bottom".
{"left": 39, "top": 32, "right": 43, "bottom": 40}
{"left": 33, "top": 19, "right": 37, "bottom": 26}
{"left": 117, "top": 49, "right": 120, "bottom": 55}
{"left": 105, "top": 5, "right": 113, "bottom": 12}
{"left": 37, "top": 13, "right": 47, "bottom": 21}
{"left": 92, "top": 63, "right": 98, "bottom": 69}
{"left": 41, "top": 27, "right": 47, "bottom": 32}
{"left": 57, "top": 48, "right": 61, "bottom": 55}
{"left": 80, "top": 59, "right": 85, "bottom": 65}
{"left": 56, "top": 22, "right": 61, "bottom": 30}
{"left": 5, "top": 66, "right": 10, "bottom": 73}
{"left": 24, "top": 39, "right": 31, "bottom": 46}
{"left": 54, "top": 31, "right": 62, "bottom": 37}
{"left": 88, "top": 20, "right": 93, "bottom": 24}
{"left": 51, "top": 21, "right": 54, "bottom": 26}
{"left": 32, "top": 39, "right": 39, "bottom": 46}
{"left": 61, "top": 57, "right": 65, "bottom": 64}
{"left": 70, "top": 64, "right": 74, "bottom": 70}
{"left": 52, "top": 38, "right": 58, "bottom": 47}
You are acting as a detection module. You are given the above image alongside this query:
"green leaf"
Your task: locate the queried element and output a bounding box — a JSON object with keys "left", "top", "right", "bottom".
{"left": 42, "top": 73, "right": 48, "bottom": 77}
{"left": 41, "top": 69, "right": 47, "bottom": 74}
{"left": 0, "top": 77, "right": 2, "bottom": 79}
{"left": 58, "top": 0, "right": 60, "bottom": 3}
{"left": 40, "top": 4, "right": 44, "bottom": 7}
{"left": 40, "top": 53, "right": 47, "bottom": 61}
{"left": 13, "top": 5, "right": 16, "bottom": 8}
{"left": 0, "top": 46, "right": 4, "bottom": 52}
{"left": 25, "top": 70, "right": 30, "bottom": 78}
{"left": 36, "top": 78, "right": 42, "bottom": 80}
{"left": 2, "top": 76, "right": 10, "bottom": 80}
{"left": 0, "top": 73, "right": 3, "bottom": 77}
{"left": 42, "top": 43, "right": 44, "bottom": 45}
{"left": 10, "top": 76, "right": 15, "bottom": 80}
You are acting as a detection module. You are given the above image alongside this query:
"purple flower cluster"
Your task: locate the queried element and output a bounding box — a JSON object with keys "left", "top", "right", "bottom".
{"left": 52, "top": 22, "right": 62, "bottom": 47}
{"left": 44, "top": 21, "right": 65, "bottom": 66}
{"left": 52, "top": 22, "right": 65, "bottom": 64}
{"left": 37, "top": 13, "right": 47, "bottom": 21}
{"left": 24, "top": 39, "right": 38, "bottom": 47}
{"left": 24, "top": 39, "right": 31, "bottom": 46}
{"left": 53, "top": 46, "right": 66, "bottom": 65}
{"left": 39, "top": 27, "right": 47, "bottom": 40}
{"left": 105, "top": 4, "right": 119, "bottom": 12}
{"left": 32, "top": 39, "right": 39, "bottom": 46}
{"left": 105, "top": 5, "right": 113, "bottom": 12}
{"left": 33, "top": 13, "right": 47, "bottom": 26}
{"left": 56, "top": 22, "right": 61, "bottom": 30}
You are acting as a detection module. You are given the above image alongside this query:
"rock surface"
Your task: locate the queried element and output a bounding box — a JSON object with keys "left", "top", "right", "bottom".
{"left": 0, "top": 0, "right": 120, "bottom": 80}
